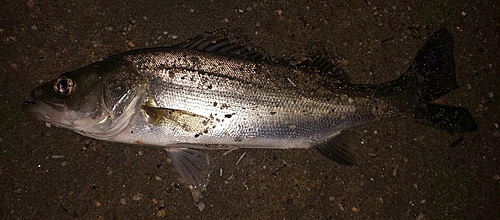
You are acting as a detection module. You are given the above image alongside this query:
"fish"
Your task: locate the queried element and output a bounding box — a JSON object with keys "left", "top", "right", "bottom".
{"left": 23, "top": 28, "right": 477, "bottom": 201}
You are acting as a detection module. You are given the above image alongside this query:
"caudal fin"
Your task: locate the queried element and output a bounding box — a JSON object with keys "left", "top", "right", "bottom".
{"left": 393, "top": 28, "right": 477, "bottom": 133}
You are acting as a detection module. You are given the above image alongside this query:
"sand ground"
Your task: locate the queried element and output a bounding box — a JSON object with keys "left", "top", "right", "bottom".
{"left": 1, "top": 0, "right": 499, "bottom": 219}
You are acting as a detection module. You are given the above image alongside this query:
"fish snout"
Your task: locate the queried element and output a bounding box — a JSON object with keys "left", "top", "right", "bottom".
{"left": 22, "top": 100, "right": 37, "bottom": 110}
{"left": 30, "top": 87, "right": 44, "bottom": 99}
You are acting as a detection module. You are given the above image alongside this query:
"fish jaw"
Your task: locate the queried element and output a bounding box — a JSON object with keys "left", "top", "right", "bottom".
{"left": 23, "top": 100, "right": 73, "bottom": 128}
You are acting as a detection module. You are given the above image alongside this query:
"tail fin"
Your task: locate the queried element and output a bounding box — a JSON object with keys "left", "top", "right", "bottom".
{"left": 391, "top": 28, "right": 477, "bottom": 133}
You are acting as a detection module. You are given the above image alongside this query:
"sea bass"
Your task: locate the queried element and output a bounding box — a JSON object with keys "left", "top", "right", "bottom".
{"left": 23, "top": 28, "right": 477, "bottom": 198}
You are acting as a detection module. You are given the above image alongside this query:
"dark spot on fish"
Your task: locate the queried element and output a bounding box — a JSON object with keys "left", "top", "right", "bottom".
{"left": 239, "top": 67, "right": 244, "bottom": 71}
{"left": 254, "top": 65, "right": 262, "bottom": 73}
{"left": 207, "top": 85, "right": 212, "bottom": 89}
{"left": 189, "top": 56, "right": 199, "bottom": 64}
{"left": 234, "top": 137, "right": 242, "bottom": 142}
{"left": 203, "top": 129, "right": 208, "bottom": 133}
{"left": 213, "top": 102, "right": 217, "bottom": 107}
{"left": 130, "top": 130, "right": 134, "bottom": 133}
{"left": 224, "top": 114, "right": 233, "bottom": 118}
{"left": 180, "top": 76, "right": 185, "bottom": 80}
{"left": 194, "top": 134, "right": 200, "bottom": 138}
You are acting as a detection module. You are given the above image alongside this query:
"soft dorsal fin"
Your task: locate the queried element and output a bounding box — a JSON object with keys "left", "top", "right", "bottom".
{"left": 298, "top": 53, "right": 351, "bottom": 84}
{"left": 173, "top": 34, "right": 266, "bottom": 61}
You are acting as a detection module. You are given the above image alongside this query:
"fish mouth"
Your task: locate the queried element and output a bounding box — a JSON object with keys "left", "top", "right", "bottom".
{"left": 22, "top": 100, "right": 67, "bottom": 125}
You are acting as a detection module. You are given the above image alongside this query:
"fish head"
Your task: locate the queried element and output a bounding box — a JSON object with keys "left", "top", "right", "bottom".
{"left": 23, "top": 58, "right": 148, "bottom": 139}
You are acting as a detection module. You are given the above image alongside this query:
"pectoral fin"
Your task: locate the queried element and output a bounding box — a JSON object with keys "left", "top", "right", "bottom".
{"left": 143, "top": 106, "right": 215, "bottom": 134}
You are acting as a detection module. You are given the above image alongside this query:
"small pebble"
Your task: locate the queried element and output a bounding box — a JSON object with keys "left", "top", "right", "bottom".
{"left": 377, "top": 197, "right": 384, "bottom": 204}
{"left": 352, "top": 206, "right": 360, "bottom": 213}
{"left": 156, "top": 209, "right": 166, "bottom": 217}
{"left": 120, "top": 198, "right": 127, "bottom": 205}
{"left": 494, "top": 131, "right": 500, "bottom": 137}
{"left": 133, "top": 193, "right": 143, "bottom": 201}
{"left": 494, "top": 174, "right": 499, "bottom": 180}
{"left": 198, "top": 201, "right": 205, "bottom": 211}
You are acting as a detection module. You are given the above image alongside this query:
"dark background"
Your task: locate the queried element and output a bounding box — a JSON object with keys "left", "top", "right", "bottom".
{"left": 1, "top": 0, "right": 498, "bottom": 219}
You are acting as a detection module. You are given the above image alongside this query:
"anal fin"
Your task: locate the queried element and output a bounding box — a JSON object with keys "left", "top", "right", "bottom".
{"left": 313, "top": 132, "right": 359, "bottom": 166}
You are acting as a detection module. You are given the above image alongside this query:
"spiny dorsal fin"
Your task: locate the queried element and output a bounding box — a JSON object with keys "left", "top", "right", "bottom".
{"left": 173, "top": 34, "right": 266, "bottom": 61}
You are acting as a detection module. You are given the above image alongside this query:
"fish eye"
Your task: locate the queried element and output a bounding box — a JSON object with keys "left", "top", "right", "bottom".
{"left": 53, "top": 76, "right": 75, "bottom": 96}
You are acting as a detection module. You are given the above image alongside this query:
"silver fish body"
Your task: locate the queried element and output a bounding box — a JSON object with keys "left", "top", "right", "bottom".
{"left": 23, "top": 29, "right": 477, "bottom": 199}
{"left": 109, "top": 48, "right": 384, "bottom": 149}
